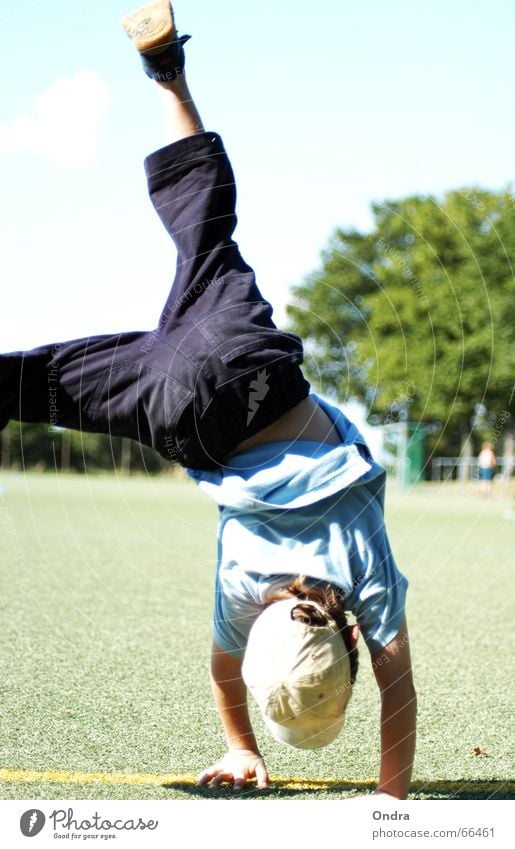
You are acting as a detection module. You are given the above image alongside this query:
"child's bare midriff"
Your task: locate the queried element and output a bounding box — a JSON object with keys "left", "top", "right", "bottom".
{"left": 228, "top": 397, "right": 342, "bottom": 459}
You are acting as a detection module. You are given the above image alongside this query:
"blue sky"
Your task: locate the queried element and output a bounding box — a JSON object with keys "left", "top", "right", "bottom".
{"left": 1, "top": 0, "right": 514, "bottom": 352}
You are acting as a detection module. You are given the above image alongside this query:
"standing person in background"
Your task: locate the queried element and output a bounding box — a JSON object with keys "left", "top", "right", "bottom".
{"left": 477, "top": 442, "right": 497, "bottom": 497}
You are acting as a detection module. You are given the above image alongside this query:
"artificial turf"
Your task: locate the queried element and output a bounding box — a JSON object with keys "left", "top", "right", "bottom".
{"left": 1, "top": 471, "right": 514, "bottom": 800}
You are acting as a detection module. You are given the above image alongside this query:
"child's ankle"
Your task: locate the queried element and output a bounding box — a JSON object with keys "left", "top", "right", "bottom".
{"left": 154, "top": 72, "right": 188, "bottom": 94}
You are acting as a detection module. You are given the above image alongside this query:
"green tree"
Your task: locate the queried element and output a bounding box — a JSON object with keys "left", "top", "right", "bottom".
{"left": 288, "top": 187, "right": 515, "bottom": 452}
{"left": 1, "top": 423, "right": 169, "bottom": 473}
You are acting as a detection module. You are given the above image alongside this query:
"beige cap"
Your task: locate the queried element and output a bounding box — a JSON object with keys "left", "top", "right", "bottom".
{"left": 242, "top": 598, "right": 352, "bottom": 749}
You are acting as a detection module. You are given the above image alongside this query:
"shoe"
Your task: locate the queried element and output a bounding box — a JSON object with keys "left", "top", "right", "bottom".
{"left": 121, "top": 1, "right": 191, "bottom": 83}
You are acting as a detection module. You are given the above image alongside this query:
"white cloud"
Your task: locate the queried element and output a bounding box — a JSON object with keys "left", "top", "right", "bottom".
{"left": 0, "top": 70, "right": 112, "bottom": 169}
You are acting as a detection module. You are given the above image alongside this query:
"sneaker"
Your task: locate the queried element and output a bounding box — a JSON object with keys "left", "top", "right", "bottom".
{"left": 121, "top": 1, "right": 191, "bottom": 83}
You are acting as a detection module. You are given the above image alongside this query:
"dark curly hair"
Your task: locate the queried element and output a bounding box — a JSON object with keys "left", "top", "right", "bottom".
{"left": 265, "top": 575, "right": 359, "bottom": 685}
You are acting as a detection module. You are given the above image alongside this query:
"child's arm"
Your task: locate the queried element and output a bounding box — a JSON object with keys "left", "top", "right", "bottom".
{"left": 197, "top": 641, "right": 270, "bottom": 789}
{"left": 370, "top": 616, "right": 417, "bottom": 799}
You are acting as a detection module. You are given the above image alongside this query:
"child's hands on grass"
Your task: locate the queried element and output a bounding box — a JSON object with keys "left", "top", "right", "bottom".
{"left": 197, "top": 748, "right": 269, "bottom": 790}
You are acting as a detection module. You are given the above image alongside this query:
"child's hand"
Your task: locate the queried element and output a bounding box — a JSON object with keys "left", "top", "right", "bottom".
{"left": 197, "top": 748, "right": 270, "bottom": 790}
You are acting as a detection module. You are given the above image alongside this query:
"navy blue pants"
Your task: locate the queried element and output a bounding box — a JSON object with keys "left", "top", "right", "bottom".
{"left": 0, "top": 132, "right": 310, "bottom": 469}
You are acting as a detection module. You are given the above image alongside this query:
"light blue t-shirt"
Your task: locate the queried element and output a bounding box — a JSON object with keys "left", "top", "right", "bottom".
{"left": 188, "top": 395, "right": 408, "bottom": 657}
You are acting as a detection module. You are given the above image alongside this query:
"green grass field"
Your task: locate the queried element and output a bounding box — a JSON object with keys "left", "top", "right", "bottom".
{"left": 1, "top": 471, "right": 514, "bottom": 800}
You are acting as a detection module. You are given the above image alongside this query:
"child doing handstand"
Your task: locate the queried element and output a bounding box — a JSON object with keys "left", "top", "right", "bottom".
{"left": 0, "top": 1, "right": 416, "bottom": 799}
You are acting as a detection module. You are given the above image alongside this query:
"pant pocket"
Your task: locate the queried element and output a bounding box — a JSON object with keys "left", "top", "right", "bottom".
{"left": 85, "top": 362, "right": 192, "bottom": 453}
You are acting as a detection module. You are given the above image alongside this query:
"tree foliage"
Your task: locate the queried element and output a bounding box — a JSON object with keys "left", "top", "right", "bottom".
{"left": 1, "top": 423, "right": 169, "bottom": 474}
{"left": 288, "top": 187, "right": 515, "bottom": 448}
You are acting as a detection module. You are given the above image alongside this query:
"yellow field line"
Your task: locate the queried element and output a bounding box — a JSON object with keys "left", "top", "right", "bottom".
{"left": 0, "top": 769, "right": 513, "bottom": 795}
{"left": 0, "top": 769, "right": 198, "bottom": 788}
{"left": 0, "top": 769, "right": 373, "bottom": 791}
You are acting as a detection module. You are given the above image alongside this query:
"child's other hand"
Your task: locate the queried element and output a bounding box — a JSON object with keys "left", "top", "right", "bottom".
{"left": 197, "top": 748, "right": 270, "bottom": 790}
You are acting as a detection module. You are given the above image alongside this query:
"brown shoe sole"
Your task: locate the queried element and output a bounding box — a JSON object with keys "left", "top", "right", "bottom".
{"left": 121, "top": 0, "right": 175, "bottom": 54}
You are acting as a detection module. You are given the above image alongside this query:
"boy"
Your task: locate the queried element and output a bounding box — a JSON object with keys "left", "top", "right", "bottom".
{"left": 0, "top": 1, "right": 416, "bottom": 798}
